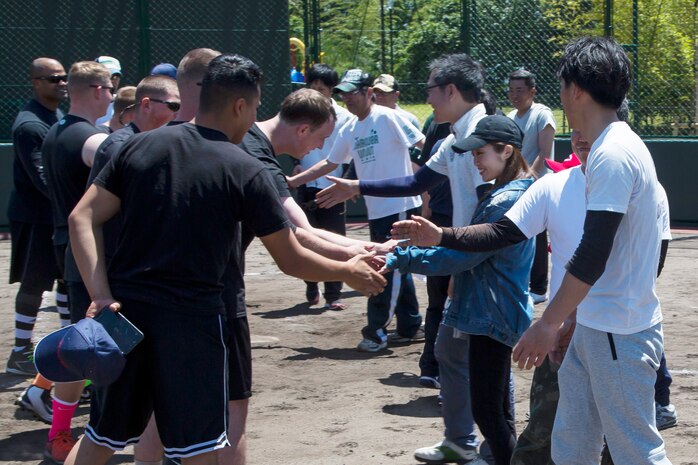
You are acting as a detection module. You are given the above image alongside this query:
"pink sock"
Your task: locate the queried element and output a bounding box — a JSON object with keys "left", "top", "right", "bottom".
{"left": 48, "top": 397, "right": 78, "bottom": 441}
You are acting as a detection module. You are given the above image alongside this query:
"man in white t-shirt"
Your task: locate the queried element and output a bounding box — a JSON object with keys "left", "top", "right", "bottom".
{"left": 513, "top": 36, "right": 671, "bottom": 465}
{"left": 507, "top": 68, "right": 556, "bottom": 305}
{"left": 372, "top": 74, "right": 421, "bottom": 130}
{"left": 288, "top": 69, "right": 424, "bottom": 353}
{"left": 294, "top": 64, "right": 354, "bottom": 309}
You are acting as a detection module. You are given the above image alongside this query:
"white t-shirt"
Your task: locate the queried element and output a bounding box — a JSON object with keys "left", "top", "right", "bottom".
{"left": 300, "top": 99, "right": 353, "bottom": 189}
{"left": 658, "top": 183, "right": 672, "bottom": 241}
{"left": 506, "top": 166, "right": 586, "bottom": 300}
{"left": 395, "top": 104, "right": 420, "bottom": 131}
{"left": 579, "top": 121, "right": 662, "bottom": 334}
{"left": 326, "top": 104, "right": 423, "bottom": 219}
{"left": 425, "top": 104, "right": 487, "bottom": 227}
{"left": 507, "top": 103, "right": 556, "bottom": 168}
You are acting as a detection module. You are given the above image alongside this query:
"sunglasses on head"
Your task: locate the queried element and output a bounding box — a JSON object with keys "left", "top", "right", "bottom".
{"left": 88, "top": 84, "right": 116, "bottom": 95}
{"left": 33, "top": 75, "right": 68, "bottom": 84}
{"left": 149, "top": 98, "right": 181, "bottom": 112}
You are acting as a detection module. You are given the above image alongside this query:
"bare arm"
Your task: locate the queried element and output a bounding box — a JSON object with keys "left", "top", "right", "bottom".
{"left": 81, "top": 133, "right": 109, "bottom": 167}
{"left": 259, "top": 227, "right": 386, "bottom": 296}
{"left": 68, "top": 184, "right": 122, "bottom": 316}
{"left": 531, "top": 124, "right": 555, "bottom": 175}
{"left": 283, "top": 197, "right": 372, "bottom": 259}
{"left": 287, "top": 159, "right": 338, "bottom": 188}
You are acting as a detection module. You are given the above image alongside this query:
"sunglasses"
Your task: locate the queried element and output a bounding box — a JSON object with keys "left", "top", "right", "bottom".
{"left": 89, "top": 84, "right": 116, "bottom": 95}
{"left": 149, "top": 98, "right": 181, "bottom": 112}
{"left": 33, "top": 75, "right": 68, "bottom": 84}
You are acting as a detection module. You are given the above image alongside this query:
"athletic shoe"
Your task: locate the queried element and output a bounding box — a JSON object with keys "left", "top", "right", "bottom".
{"left": 325, "top": 300, "right": 347, "bottom": 311}
{"left": 357, "top": 337, "right": 387, "bottom": 352}
{"left": 419, "top": 375, "right": 441, "bottom": 390}
{"left": 16, "top": 385, "right": 52, "bottom": 423}
{"left": 6, "top": 345, "right": 37, "bottom": 376}
{"left": 44, "top": 430, "right": 76, "bottom": 464}
{"left": 388, "top": 326, "right": 426, "bottom": 344}
{"left": 530, "top": 292, "right": 548, "bottom": 305}
{"left": 656, "top": 403, "right": 678, "bottom": 430}
{"left": 414, "top": 439, "right": 485, "bottom": 464}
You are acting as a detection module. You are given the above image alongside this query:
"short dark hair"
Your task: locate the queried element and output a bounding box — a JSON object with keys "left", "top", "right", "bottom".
{"left": 556, "top": 36, "right": 631, "bottom": 109}
{"left": 307, "top": 63, "right": 339, "bottom": 89}
{"left": 199, "top": 54, "right": 263, "bottom": 113}
{"left": 480, "top": 89, "right": 498, "bottom": 115}
{"left": 616, "top": 98, "right": 629, "bottom": 122}
{"left": 508, "top": 68, "right": 536, "bottom": 89}
{"left": 280, "top": 88, "right": 336, "bottom": 130}
{"left": 428, "top": 53, "right": 484, "bottom": 103}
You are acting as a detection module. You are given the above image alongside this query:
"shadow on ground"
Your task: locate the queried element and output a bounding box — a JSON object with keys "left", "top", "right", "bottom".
{"left": 382, "top": 395, "right": 441, "bottom": 418}
{"left": 283, "top": 346, "right": 396, "bottom": 361}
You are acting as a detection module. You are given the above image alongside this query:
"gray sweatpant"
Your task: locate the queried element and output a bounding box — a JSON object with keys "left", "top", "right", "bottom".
{"left": 552, "top": 323, "right": 671, "bottom": 465}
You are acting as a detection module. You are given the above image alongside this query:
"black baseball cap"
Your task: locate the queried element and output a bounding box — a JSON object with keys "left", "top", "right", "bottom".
{"left": 452, "top": 115, "right": 524, "bottom": 153}
{"left": 334, "top": 69, "right": 372, "bottom": 93}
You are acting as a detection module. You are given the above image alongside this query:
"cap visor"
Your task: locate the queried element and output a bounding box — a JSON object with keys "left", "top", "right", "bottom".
{"left": 452, "top": 136, "right": 488, "bottom": 153}
{"left": 545, "top": 159, "right": 566, "bottom": 172}
{"left": 333, "top": 83, "right": 359, "bottom": 93}
{"left": 34, "top": 326, "right": 84, "bottom": 383}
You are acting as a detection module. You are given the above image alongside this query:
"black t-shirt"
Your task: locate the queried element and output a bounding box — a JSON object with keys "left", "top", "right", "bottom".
{"left": 95, "top": 123, "right": 291, "bottom": 314}
{"left": 8, "top": 99, "right": 62, "bottom": 224}
{"left": 238, "top": 124, "right": 291, "bottom": 198}
{"left": 42, "top": 114, "right": 108, "bottom": 245}
{"left": 418, "top": 117, "right": 453, "bottom": 218}
{"left": 63, "top": 123, "right": 140, "bottom": 283}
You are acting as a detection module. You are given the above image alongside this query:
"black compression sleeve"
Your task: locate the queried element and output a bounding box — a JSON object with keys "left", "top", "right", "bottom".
{"left": 439, "top": 217, "right": 528, "bottom": 252}
{"left": 359, "top": 165, "right": 446, "bottom": 197}
{"left": 658, "top": 239, "right": 669, "bottom": 277}
{"left": 566, "top": 210, "right": 624, "bottom": 286}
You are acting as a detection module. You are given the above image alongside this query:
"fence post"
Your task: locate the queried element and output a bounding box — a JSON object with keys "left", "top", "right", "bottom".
{"left": 136, "top": 0, "right": 151, "bottom": 79}
{"left": 604, "top": 0, "right": 613, "bottom": 37}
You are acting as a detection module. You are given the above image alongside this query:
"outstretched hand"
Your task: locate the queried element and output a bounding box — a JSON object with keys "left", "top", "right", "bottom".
{"left": 315, "top": 176, "right": 360, "bottom": 209}
{"left": 390, "top": 215, "right": 442, "bottom": 247}
{"left": 344, "top": 252, "right": 388, "bottom": 297}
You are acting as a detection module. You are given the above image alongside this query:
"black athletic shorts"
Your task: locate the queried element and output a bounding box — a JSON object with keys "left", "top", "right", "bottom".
{"left": 9, "top": 221, "right": 59, "bottom": 291}
{"left": 228, "top": 316, "right": 252, "bottom": 400}
{"left": 52, "top": 243, "right": 66, "bottom": 279}
{"left": 66, "top": 280, "right": 91, "bottom": 324}
{"left": 85, "top": 299, "right": 230, "bottom": 458}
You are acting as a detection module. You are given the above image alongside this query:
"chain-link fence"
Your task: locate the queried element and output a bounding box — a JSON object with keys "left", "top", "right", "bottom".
{"left": 292, "top": 0, "right": 698, "bottom": 137}
{"left": 0, "top": 0, "right": 291, "bottom": 142}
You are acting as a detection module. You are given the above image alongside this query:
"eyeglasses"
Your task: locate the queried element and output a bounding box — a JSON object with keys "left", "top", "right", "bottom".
{"left": 89, "top": 84, "right": 116, "bottom": 95}
{"left": 149, "top": 98, "right": 181, "bottom": 112}
{"left": 33, "top": 75, "right": 68, "bottom": 84}
{"left": 425, "top": 83, "right": 444, "bottom": 93}
{"left": 339, "top": 89, "right": 364, "bottom": 98}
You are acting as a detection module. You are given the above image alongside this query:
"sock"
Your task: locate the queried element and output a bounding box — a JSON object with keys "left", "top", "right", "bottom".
{"left": 135, "top": 461, "right": 162, "bottom": 465}
{"left": 32, "top": 374, "right": 52, "bottom": 391}
{"left": 14, "top": 291, "right": 42, "bottom": 350}
{"left": 48, "top": 397, "right": 78, "bottom": 441}
{"left": 56, "top": 281, "right": 70, "bottom": 327}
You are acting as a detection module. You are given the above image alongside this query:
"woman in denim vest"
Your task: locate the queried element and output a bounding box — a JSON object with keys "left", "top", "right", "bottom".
{"left": 384, "top": 115, "right": 536, "bottom": 465}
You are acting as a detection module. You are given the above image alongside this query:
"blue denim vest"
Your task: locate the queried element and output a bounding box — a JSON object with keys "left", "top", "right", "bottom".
{"left": 388, "top": 178, "right": 535, "bottom": 347}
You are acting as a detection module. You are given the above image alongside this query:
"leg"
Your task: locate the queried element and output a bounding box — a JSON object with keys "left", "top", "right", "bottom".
{"left": 218, "top": 399, "right": 249, "bottom": 465}
{"left": 593, "top": 325, "right": 671, "bottom": 465}
{"left": 434, "top": 324, "right": 478, "bottom": 449}
{"left": 420, "top": 273, "right": 449, "bottom": 382}
{"left": 182, "top": 451, "right": 218, "bottom": 465}
{"left": 64, "top": 435, "right": 114, "bottom": 465}
{"left": 469, "top": 335, "right": 516, "bottom": 465}
{"left": 529, "top": 230, "right": 549, "bottom": 299}
{"left": 552, "top": 328, "right": 605, "bottom": 465}
{"left": 134, "top": 414, "right": 164, "bottom": 463}
{"left": 511, "top": 357, "right": 559, "bottom": 465}
{"left": 654, "top": 351, "right": 672, "bottom": 406}
{"left": 316, "top": 201, "right": 346, "bottom": 305}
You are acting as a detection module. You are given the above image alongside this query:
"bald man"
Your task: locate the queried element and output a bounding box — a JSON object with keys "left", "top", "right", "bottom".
{"left": 9, "top": 58, "right": 69, "bottom": 424}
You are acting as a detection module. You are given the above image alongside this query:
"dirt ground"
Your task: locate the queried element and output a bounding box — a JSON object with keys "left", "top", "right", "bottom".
{"left": 0, "top": 225, "right": 696, "bottom": 465}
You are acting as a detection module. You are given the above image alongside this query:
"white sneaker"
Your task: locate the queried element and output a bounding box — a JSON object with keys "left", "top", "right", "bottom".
{"left": 357, "top": 337, "right": 387, "bottom": 352}
{"left": 16, "top": 385, "right": 52, "bottom": 423}
{"left": 414, "top": 438, "right": 484, "bottom": 464}
{"left": 530, "top": 291, "right": 548, "bottom": 304}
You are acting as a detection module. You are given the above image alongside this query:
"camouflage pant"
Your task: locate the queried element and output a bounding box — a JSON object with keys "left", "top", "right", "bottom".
{"left": 510, "top": 357, "right": 560, "bottom": 465}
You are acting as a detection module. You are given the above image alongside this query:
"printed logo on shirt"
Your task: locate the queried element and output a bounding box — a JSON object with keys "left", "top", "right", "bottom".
{"left": 401, "top": 123, "right": 416, "bottom": 141}
{"left": 354, "top": 129, "right": 379, "bottom": 164}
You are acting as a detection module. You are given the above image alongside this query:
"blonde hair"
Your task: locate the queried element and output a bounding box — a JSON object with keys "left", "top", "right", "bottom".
{"left": 113, "top": 86, "right": 137, "bottom": 115}
{"left": 67, "top": 61, "right": 111, "bottom": 93}
{"left": 177, "top": 48, "right": 221, "bottom": 84}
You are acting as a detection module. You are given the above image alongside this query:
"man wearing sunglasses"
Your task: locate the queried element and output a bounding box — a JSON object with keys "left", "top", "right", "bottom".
{"left": 40, "top": 60, "right": 113, "bottom": 464}
{"left": 8, "top": 57, "right": 69, "bottom": 425}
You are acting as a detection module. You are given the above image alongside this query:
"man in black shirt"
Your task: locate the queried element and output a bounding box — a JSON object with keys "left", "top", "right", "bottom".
{"left": 65, "top": 54, "right": 385, "bottom": 465}
{"left": 8, "top": 57, "right": 68, "bottom": 425}
{"left": 40, "top": 60, "right": 113, "bottom": 463}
